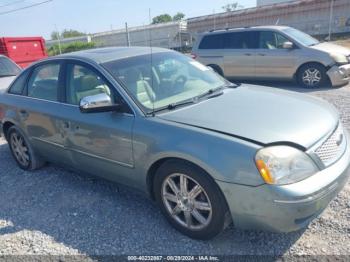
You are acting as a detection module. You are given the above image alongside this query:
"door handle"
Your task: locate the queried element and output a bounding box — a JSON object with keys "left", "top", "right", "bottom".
{"left": 244, "top": 53, "right": 252, "bottom": 56}
{"left": 258, "top": 53, "right": 266, "bottom": 56}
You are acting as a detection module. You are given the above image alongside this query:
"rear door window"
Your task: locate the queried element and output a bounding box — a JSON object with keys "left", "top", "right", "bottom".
{"left": 224, "top": 32, "right": 258, "bottom": 49}
{"left": 27, "top": 63, "right": 60, "bottom": 102}
{"left": 199, "top": 34, "right": 224, "bottom": 49}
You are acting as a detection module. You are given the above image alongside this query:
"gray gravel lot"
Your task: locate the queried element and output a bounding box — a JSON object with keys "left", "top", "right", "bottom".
{"left": 0, "top": 82, "right": 349, "bottom": 257}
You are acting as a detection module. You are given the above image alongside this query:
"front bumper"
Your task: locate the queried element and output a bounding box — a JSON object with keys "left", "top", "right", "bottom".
{"left": 217, "top": 132, "right": 350, "bottom": 233}
{"left": 327, "top": 64, "right": 350, "bottom": 87}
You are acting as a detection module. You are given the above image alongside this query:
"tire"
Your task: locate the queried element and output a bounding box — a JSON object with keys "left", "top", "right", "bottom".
{"left": 207, "top": 64, "right": 224, "bottom": 76}
{"left": 154, "top": 159, "right": 230, "bottom": 240}
{"left": 7, "top": 126, "right": 45, "bottom": 171}
{"left": 297, "top": 63, "right": 328, "bottom": 88}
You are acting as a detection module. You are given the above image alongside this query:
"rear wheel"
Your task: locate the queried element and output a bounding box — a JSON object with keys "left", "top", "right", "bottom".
{"left": 154, "top": 160, "right": 230, "bottom": 240}
{"left": 297, "top": 63, "right": 327, "bottom": 88}
{"left": 7, "top": 126, "right": 45, "bottom": 171}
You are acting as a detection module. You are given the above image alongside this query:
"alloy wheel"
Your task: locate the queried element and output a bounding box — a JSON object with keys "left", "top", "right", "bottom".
{"left": 10, "top": 131, "right": 30, "bottom": 167}
{"left": 161, "top": 173, "right": 212, "bottom": 230}
{"left": 302, "top": 68, "right": 322, "bottom": 87}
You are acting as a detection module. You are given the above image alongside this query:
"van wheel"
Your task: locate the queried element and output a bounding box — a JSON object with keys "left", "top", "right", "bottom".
{"left": 154, "top": 160, "right": 230, "bottom": 240}
{"left": 7, "top": 126, "right": 45, "bottom": 171}
{"left": 207, "top": 64, "right": 224, "bottom": 76}
{"left": 297, "top": 63, "right": 327, "bottom": 88}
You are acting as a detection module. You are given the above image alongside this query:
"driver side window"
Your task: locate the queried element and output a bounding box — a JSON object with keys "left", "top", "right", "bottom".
{"left": 66, "top": 64, "right": 113, "bottom": 105}
{"left": 259, "top": 31, "right": 290, "bottom": 49}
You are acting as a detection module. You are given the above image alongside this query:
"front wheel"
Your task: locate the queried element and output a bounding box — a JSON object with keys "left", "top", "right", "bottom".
{"left": 297, "top": 63, "right": 328, "bottom": 88}
{"left": 154, "top": 160, "right": 230, "bottom": 240}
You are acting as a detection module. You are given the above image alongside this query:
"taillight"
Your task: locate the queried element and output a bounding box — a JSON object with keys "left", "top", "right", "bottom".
{"left": 191, "top": 53, "right": 197, "bottom": 60}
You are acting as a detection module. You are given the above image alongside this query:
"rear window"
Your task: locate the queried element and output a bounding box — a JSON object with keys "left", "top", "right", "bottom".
{"left": 8, "top": 70, "right": 30, "bottom": 95}
{"left": 199, "top": 31, "right": 258, "bottom": 49}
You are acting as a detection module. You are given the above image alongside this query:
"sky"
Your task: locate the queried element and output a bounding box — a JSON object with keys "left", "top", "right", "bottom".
{"left": 0, "top": 0, "right": 256, "bottom": 39}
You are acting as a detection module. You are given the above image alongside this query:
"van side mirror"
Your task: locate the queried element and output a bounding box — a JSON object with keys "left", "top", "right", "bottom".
{"left": 79, "top": 93, "right": 122, "bottom": 113}
{"left": 283, "top": 41, "right": 294, "bottom": 49}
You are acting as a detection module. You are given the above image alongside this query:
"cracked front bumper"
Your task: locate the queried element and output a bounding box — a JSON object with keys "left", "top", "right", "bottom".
{"left": 327, "top": 64, "right": 350, "bottom": 87}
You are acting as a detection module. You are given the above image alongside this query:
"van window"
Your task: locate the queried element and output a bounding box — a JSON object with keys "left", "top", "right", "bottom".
{"left": 199, "top": 34, "right": 224, "bottom": 49}
{"left": 258, "top": 31, "right": 290, "bottom": 49}
{"left": 224, "top": 32, "right": 258, "bottom": 49}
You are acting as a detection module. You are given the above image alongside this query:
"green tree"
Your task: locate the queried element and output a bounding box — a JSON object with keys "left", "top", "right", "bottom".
{"left": 47, "top": 42, "right": 95, "bottom": 56}
{"left": 173, "top": 12, "right": 185, "bottom": 21}
{"left": 222, "top": 2, "right": 243, "bottom": 12}
{"left": 61, "top": 29, "right": 86, "bottom": 38}
{"left": 50, "top": 29, "right": 86, "bottom": 40}
{"left": 152, "top": 14, "right": 172, "bottom": 24}
{"left": 50, "top": 30, "right": 60, "bottom": 40}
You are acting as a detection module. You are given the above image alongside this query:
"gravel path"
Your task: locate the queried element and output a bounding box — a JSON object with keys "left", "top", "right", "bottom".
{"left": 0, "top": 83, "right": 349, "bottom": 257}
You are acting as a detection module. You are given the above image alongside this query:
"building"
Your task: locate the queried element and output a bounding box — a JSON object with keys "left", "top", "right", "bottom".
{"left": 257, "top": 0, "right": 292, "bottom": 6}
{"left": 188, "top": 0, "right": 350, "bottom": 38}
{"left": 46, "top": 21, "right": 191, "bottom": 50}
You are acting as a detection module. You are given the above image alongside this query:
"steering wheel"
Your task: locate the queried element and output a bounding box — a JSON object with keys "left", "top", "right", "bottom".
{"left": 173, "top": 75, "right": 187, "bottom": 90}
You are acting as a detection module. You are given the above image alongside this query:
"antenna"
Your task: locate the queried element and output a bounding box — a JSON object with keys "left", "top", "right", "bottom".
{"left": 148, "top": 8, "right": 155, "bottom": 116}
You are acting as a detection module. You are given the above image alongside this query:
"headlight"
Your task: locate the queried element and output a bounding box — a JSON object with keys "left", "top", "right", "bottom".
{"left": 330, "top": 53, "right": 348, "bottom": 64}
{"left": 255, "top": 146, "right": 319, "bottom": 185}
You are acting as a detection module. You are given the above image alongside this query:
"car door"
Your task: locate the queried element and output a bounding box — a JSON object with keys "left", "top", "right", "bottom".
{"left": 61, "top": 62, "right": 135, "bottom": 183}
{"left": 223, "top": 31, "right": 257, "bottom": 78}
{"left": 255, "top": 30, "right": 298, "bottom": 79}
{"left": 20, "top": 61, "right": 71, "bottom": 166}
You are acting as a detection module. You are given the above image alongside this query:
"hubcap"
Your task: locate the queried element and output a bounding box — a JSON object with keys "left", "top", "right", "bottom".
{"left": 302, "top": 68, "right": 321, "bottom": 87}
{"left": 162, "top": 173, "right": 212, "bottom": 230}
{"left": 10, "top": 132, "right": 30, "bottom": 167}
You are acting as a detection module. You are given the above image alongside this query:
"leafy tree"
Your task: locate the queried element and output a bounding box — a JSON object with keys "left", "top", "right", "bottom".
{"left": 50, "top": 30, "right": 60, "bottom": 40}
{"left": 152, "top": 14, "right": 173, "bottom": 24}
{"left": 61, "top": 29, "right": 86, "bottom": 38}
{"left": 50, "top": 29, "right": 86, "bottom": 40}
{"left": 47, "top": 42, "right": 95, "bottom": 56}
{"left": 222, "top": 2, "right": 243, "bottom": 12}
{"left": 173, "top": 12, "right": 185, "bottom": 21}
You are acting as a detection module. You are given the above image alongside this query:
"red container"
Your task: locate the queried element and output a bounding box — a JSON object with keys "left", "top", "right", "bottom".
{"left": 0, "top": 37, "right": 48, "bottom": 68}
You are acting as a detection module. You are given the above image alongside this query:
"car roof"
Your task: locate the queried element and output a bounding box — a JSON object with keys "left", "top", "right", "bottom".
{"left": 56, "top": 46, "right": 171, "bottom": 64}
{"left": 203, "top": 25, "right": 290, "bottom": 35}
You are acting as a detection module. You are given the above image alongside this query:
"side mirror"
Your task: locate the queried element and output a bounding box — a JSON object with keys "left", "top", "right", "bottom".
{"left": 79, "top": 93, "right": 122, "bottom": 113}
{"left": 283, "top": 41, "right": 294, "bottom": 49}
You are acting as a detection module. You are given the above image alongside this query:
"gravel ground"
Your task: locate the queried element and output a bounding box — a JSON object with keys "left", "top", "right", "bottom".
{"left": 0, "top": 82, "right": 349, "bottom": 258}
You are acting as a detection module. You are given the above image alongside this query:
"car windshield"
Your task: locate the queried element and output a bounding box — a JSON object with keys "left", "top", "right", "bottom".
{"left": 102, "top": 51, "right": 228, "bottom": 112}
{"left": 0, "top": 57, "right": 21, "bottom": 77}
{"left": 283, "top": 28, "right": 319, "bottom": 46}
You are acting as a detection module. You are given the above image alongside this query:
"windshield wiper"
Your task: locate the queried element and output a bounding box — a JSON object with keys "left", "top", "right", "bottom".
{"left": 148, "top": 99, "right": 196, "bottom": 115}
{"left": 0, "top": 74, "right": 17, "bottom": 77}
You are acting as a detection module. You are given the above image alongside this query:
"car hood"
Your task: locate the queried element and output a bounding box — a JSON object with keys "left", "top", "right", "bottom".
{"left": 310, "top": 42, "right": 350, "bottom": 57}
{"left": 158, "top": 85, "right": 339, "bottom": 149}
{"left": 0, "top": 76, "right": 16, "bottom": 93}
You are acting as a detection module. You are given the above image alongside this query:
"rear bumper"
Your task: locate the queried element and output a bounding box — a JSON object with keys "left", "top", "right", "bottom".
{"left": 327, "top": 64, "right": 350, "bottom": 87}
{"left": 217, "top": 131, "right": 350, "bottom": 232}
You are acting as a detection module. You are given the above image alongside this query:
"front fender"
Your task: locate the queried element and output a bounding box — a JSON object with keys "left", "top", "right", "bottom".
{"left": 133, "top": 117, "right": 264, "bottom": 189}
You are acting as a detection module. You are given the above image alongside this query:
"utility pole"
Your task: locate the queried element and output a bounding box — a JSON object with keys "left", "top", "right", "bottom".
{"left": 125, "top": 22, "right": 130, "bottom": 46}
{"left": 328, "top": 0, "right": 334, "bottom": 41}
{"left": 54, "top": 24, "right": 62, "bottom": 55}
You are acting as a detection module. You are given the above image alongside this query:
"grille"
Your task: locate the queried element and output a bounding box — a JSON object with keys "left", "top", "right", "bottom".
{"left": 315, "top": 124, "right": 345, "bottom": 166}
